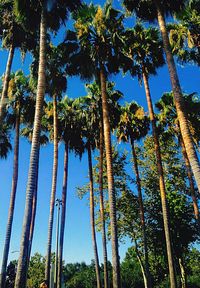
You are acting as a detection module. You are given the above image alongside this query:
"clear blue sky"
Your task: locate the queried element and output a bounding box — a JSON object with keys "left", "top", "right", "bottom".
{"left": 0, "top": 0, "right": 200, "bottom": 267}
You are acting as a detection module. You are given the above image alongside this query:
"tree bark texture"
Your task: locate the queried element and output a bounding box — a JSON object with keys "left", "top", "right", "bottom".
{"left": 100, "top": 65, "right": 121, "bottom": 288}
{"left": 45, "top": 95, "right": 59, "bottom": 285}
{"left": 88, "top": 144, "right": 102, "bottom": 288}
{"left": 57, "top": 143, "right": 68, "bottom": 288}
{"left": 14, "top": 6, "right": 46, "bottom": 288}
{"left": 0, "top": 108, "right": 20, "bottom": 288}
{"left": 0, "top": 45, "right": 15, "bottom": 122}
{"left": 179, "top": 136, "right": 200, "bottom": 228}
{"left": 143, "top": 70, "right": 177, "bottom": 288}
{"left": 99, "top": 119, "right": 109, "bottom": 288}
{"left": 155, "top": 1, "right": 200, "bottom": 195}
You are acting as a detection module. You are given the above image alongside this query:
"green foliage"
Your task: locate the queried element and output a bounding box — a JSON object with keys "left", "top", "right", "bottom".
{"left": 123, "top": 23, "right": 165, "bottom": 79}
{"left": 138, "top": 135, "right": 199, "bottom": 285}
{"left": 65, "top": 261, "right": 97, "bottom": 288}
{"left": 121, "top": 247, "right": 144, "bottom": 288}
{"left": 26, "top": 253, "right": 46, "bottom": 288}
{"left": 168, "top": 0, "right": 200, "bottom": 65}
{"left": 0, "top": 123, "right": 12, "bottom": 159}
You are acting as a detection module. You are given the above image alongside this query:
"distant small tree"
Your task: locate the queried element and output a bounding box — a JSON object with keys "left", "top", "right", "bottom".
{"left": 5, "top": 261, "right": 17, "bottom": 288}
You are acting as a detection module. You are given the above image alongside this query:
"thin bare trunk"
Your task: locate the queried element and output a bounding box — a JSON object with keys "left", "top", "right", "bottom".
{"left": 55, "top": 199, "right": 61, "bottom": 288}
{"left": 155, "top": 1, "right": 200, "bottom": 194}
{"left": 134, "top": 240, "right": 148, "bottom": 288}
{"left": 99, "top": 119, "right": 109, "bottom": 288}
{"left": 57, "top": 143, "right": 68, "bottom": 288}
{"left": 0, "top": 108, "right": 20, "bottom": 288}
{"left": 100, "top": 65, "right": 121, "bottom": 288}
{"left": 45, "top": 94, "right": 59, "bottom": 285}
{"left": 179, "top": 136, "right": 200, "bottom": 228}
{"left": 178, "top": 258, "right": 187, "bottom": 288}
{"left": 14, "top": 6, "right": 46, "bottom": 288}
{"left": 88, "top": 144, "right": 102, "bottom": 288}
{"left": 130, "top": 136, "right": 152, "bottom": 288}
{"left": 142, "top": 70, "right": 177, "bottom": 288}
{"left": 0, "top": 45, "right": 15, "bottom": 122}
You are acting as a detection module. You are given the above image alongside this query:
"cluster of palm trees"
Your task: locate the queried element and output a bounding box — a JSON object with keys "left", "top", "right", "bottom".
{"left": 0, "top": 0, "right": 199, "bottom": 288}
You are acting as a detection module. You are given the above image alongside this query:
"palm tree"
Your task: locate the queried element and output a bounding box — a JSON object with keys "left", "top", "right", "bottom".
{"left": 168, "top": 1, "right": 200, "bottom": 66}
{"left": 13, "top": 1, "right": 81, "bottom": 287}
{"left": 116, "top": 102, "right": 151, "bottom": 288}
{"left": 156, "top": 92, "right": 200, "bottom": 227}
{"left": 0, "top": 0, "right": 37, "bottom": 122}
{"left": 123, "top": 0, "right": 200, "bottom": 197}
{"left": 43, "top": 44, "right": 67, "bottom": 286}
{"left": 55, "top": 97, "right": 85, "bottom": 288}
{"left": 81, "top": 81, "right": 123, "bottom": 288}
{"left": 71, "top": 5, "right": 130, "bottom": 286}
{"left": 0, "top": 71, "right": 29, "bottom": 288}
{"left": 78, "top": 94, "right": 103, "bottom": 288}
{"left": 123, "top": 24, "right": 177, "bottom": 287}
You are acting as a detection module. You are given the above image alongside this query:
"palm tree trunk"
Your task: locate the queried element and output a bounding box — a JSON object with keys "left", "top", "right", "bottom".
{"left": 179, "top": 136, "right": 200, "bottom": 228}
{"left": 45, "top": 94, "right": 59, "bottom": 285}
{"left": 99, "top": 119, "right": 109, "bottom": 288}
{"left": 88, "top": 143, "right": 102, "bottom": 288}
{"left": 142, "top": 70, "right": 177, "bottom": 288}
{"left": 154, "top": 1, "right": 200, "bottom": 194}
{"left": 130, "top": 135, "right": 152, "bottom": 288}
{"left": 100, "top": 65, "right": 121, "bottom": 288}
{"left": 0, "top": 108, "right": 20, "bottom": 288}
{"left": 27, "top": 147, "right": 40, "bottom": 263}
{"left": 0, "top": 44, "right": 15, "bottom": 122}
{"left": 14, "top": 6, "right": 46, "bottom": 288}
{"left": 57, "top": 142, "right": 68, "bottom": 288}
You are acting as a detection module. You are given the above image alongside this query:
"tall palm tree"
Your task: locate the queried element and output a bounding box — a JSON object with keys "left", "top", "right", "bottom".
{"left": 123, "top": 0, "right": 200, "bottom": 197}
{"left": 0, "top": 71, "right": 29, "bottom": 288}
{"left": 156, "top": 92, "right": 200, "bottom": 227}
{"left": 78, "top": 94, "right": 103, "bottom": 288}
{"left": 56, "top": 97, "right": 84, "bottom": 288}
{"left": 0, "top": 0, "right": 37, "bottom": 122}
{"left": 13, "top": 1, "right": 81, "bottom": 287}
{"left": 42, "top": 44, "right": 67, "bottom": 286}
{"left": 81, "top": 81, "right": 123, "bottom": 288}
{"left": 116, "top": 102, "right": 151, "bottom": 288}
{"left": 123, "top": 24, "right": 177, "bottom": 287}
{"left": 71, "top": 5, "right": 130, "bottom": 286}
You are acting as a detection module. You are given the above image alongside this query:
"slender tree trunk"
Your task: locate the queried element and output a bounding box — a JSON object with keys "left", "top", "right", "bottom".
{"left": 178, "top": 258, "right": 187, "bottom": 288}
{"left": 0, "top": 45, "right": 15, "bottom": 122}
{"left": 179, "top": 136, "right": 200, "bottom": 228}
{"left": 45, "top": 94, "right": 59, "bottom": 285}
{"left": 0, "top": 108, "right": 20, "bottom": 288}
{"left": 99, "top": 119, "right": 109, "bottom": 288}
{"left": 14, "top": 6, "right": 46, "bottom": 288}
{"left": 142, "top": 70, "right": 177, "bottom": 288}
{"left": 54, "top": 199, "right": 61, "bottom": 288}
{"left": 130, "top": 136, "right": 152, "bottom": 288}
{"left": 27, "top": 147, "right": 40, "bottom": 263}
{"left": 100, "top": 65, "right": 121, "bottom": 288}
{"left": 57, "top": 143, "right": 68, "bottom": 288}
{"left": 134, "top": 240, "right": 148, "bottom": 288}
{"left": 154, "top": 1, "right": 200, "bottom": 194}
{"left": 88, "top": 143, "right": 102, "bottom": 288}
